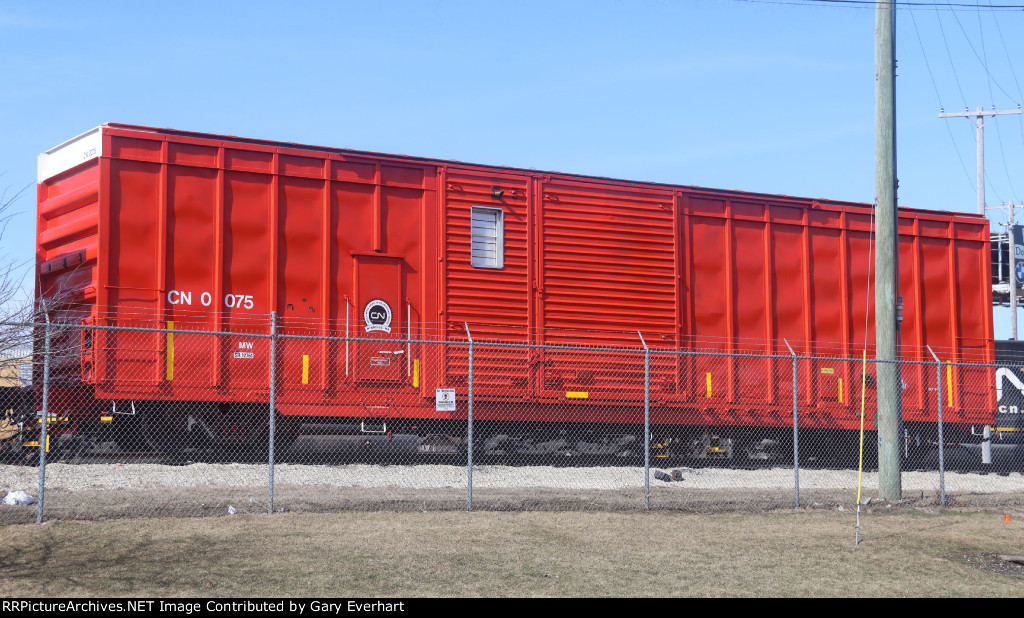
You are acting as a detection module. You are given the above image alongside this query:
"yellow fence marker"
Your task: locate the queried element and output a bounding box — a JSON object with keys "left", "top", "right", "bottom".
{"left": 856, "top": 350, "right": 868, "bottom": 545}
{"left": 166, "top": 321, "right": 174, "bottom": 381}
{"left": 29, "top": 435, "right": 51, "bottom": 452}
{"left": 302, "top": 355, "right": 309, "bottom": 384}
{"left": 946, "top": 362, "right": 953, "bottom": 408}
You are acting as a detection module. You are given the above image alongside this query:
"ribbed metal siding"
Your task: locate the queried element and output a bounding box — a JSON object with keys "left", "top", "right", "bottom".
{"left": 443, "top": 172, "right": 531, "bottom": 393}
{"left": 444, "top": 171, "right": 530, "bottom": 331}
{"left": 539, "top": 180, "right": 676, "bottom": 340}
{"left": 537, "top": 180, "right": 676, "bottom": 397}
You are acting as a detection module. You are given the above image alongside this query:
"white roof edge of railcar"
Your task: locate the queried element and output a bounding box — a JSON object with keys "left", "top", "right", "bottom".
{"left": 37, "top": 125, "right": 104, "bottom": 184}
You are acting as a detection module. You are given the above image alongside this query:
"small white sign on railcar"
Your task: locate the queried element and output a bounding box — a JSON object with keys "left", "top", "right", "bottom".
{"left": 436, "top": 388, "right": 456, "bottom": 412}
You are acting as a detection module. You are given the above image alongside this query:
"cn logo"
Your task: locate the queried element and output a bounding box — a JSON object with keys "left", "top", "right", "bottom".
{"left": 996, "top": 367, "right": 1024, "bottom": 401}
{"left": 363, "top": 300, "right": 393, "bottom": 333}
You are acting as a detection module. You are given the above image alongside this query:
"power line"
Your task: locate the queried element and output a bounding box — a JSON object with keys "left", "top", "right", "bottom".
{"left": 987, "top": 0, "right": 1024, "bottom": 168}
{"left": 945, "top": 0, "right": 1018, "bottom": 99}
{"left": 908, "top": 7, "right": 978, "bottom": 192}
{"left": 929, "top": 2, "right": 1023, "bottom": 206}
{"left": 977, "top": 1, "right": 993, "bottom": 105}
{"left": 993, "top": 115, "right": 1021, "bottom": 200}
{"left": 932, "top": 4, "right": 969, "bottom": 111}
{"left": 734, "top": 0, "right": 1024, "bottom": 10}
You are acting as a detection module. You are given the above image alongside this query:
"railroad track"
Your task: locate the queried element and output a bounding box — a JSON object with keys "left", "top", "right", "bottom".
{"left": 11, "top": 435, "right": 1022, "bottom": 475}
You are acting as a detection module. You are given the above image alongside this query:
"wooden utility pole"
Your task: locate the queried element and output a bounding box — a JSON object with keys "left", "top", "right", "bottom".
{"left": 875, "top": 0, "right": 901, "bottom": 501}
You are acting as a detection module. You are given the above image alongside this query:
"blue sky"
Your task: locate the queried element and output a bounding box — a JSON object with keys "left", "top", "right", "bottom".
{"left": 3, "top": 0, "right": 1023, "bottom": 336}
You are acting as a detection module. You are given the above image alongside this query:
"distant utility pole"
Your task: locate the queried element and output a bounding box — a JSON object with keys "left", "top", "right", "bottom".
{"left": 987, "top": 202, "right": 1020, "bottom": 340}
{"left": 987, "top": 201, "right": 1019, "bottom": 339}
{"left": 939, "top": 107, "right": 1022, "bottom": 216}
{"left": 875, "top": 0, "right": 901, "bottom": 501}
{"left": 941, "top": 106, "right": 1022, "bottom": 469}
{"left": 1012, "top": 202, "right": 1018, "bottom": 341}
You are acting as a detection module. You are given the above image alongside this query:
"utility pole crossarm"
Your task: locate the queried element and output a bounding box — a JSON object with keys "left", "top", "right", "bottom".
{"left": 938, "top": 109, "right": 1021, "bottom": 118}
{"left": 938, "top": 107, "right": 1022, "bottom": 216}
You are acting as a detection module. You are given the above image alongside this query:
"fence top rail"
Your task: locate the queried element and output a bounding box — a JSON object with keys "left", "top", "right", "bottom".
{"left": 18, "top": 320, "right": 1007, "bottom": 368}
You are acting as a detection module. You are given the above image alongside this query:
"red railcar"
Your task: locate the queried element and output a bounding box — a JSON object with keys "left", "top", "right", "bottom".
{"left": 35, "top": 124, "right": 995, "bottom": 457}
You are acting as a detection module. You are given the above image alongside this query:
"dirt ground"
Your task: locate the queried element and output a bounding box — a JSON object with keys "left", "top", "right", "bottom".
{"left": 3, "top": 506, "right": 1024, "bottom": 597}
{"left": 3, "top": 484, "right": 1024, "bottom": 523}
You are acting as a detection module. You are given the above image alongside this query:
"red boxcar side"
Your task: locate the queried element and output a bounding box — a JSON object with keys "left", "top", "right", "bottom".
{"left": 36, "top": 124, "right": 994, "bottom": 435}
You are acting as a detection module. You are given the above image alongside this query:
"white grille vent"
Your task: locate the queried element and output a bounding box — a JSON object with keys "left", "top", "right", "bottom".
{"left": 470, "top": 206, "right": 504, "bottom": 269}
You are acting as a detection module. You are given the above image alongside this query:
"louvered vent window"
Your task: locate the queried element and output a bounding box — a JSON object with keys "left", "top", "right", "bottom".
{"left": 470, "top": 206, "right": 504, "bottom": 269}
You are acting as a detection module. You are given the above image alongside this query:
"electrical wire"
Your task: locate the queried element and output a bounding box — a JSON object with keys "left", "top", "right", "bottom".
{"left": 733, "top": 0, "right": 1024, "bottom": 10}
{"left": 909, "top": 6, "right": 978, "bottom": 193}
{"left": 987, "top": 0, "right": 1024, "bottom": 200}
{"left": 945, "top": 1, "right": 1018, "bottom": 100}
{"left": 934, "top": 2, "right": 970, "bottom": 108}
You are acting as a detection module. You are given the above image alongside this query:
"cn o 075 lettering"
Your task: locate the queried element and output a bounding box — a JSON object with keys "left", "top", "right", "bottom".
{"left": 167, "top": 290, "right": 254, "bottom": 310}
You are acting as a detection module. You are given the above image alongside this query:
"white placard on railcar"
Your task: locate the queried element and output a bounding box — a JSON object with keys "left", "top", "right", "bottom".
{"left": 435, "top": 388, "right": 456, "bottom": 412}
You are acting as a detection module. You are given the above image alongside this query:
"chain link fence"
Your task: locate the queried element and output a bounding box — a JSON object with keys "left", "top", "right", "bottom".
{"left": 1, "top": 316, "right": 1023, "bottom": 523}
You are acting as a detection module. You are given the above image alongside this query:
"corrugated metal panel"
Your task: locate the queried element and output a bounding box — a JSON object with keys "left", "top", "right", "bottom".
{"left": 36, "top": 159, "right": 101, "bottom": 385}
{"left": 443, "top": 171, "right": 531, "bottom": 391}
{"left": 540, "top": 180, "right": 676, "bottom": 338}
{"left": 536, "top": 180, "right": 675, "bottom": 397}
{"left": 443, "top": 170, "right": 530, "bottom": 330}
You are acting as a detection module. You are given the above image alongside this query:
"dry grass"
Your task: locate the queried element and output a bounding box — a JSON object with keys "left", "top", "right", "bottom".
{"left": 3, "top": 507, "right": 1024, "bottom": 597}
{"left": 3, "top": 485, "right": 1023, "bottom": 524}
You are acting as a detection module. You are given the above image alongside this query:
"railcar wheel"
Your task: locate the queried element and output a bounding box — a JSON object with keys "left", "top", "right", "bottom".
{"left": 227, "top": 414, "right": 302, "bottom": 461}
{"left": 138, "top": 403, "right": 211, "bottom": 457}
{"left": 111, "top": 415, "right": 153, "bottom": 452}
{"left": 262, "top": 415, "right": 301, "bottom": 457}
{"left": 273, "top": 416, "right": 302, "bottom": 453}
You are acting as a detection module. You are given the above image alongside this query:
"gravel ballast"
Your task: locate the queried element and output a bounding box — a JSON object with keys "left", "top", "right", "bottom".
{"left": 2, "top": 462, "right": 1022, "bottom": 493}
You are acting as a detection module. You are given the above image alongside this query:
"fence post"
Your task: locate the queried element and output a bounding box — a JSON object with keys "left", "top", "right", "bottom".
{"left": 926, "top": 346, "right": 945, "bottom": 507}
{"left": 268, "top": 311, "right": 277, "bottom": 514}
{"left": 464, "top": 323, "right": 473, "bottom": 512}
{"left": 638, "top": 332, "right": 650, "bottom": 510}
{"left": 36, "top": 313, "right": 51, "bottom": 524}
{"left": 784, "top": 339, "right": 799, "bottom": 508}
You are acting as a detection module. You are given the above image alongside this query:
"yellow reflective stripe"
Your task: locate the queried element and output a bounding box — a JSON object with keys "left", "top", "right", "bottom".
{"left": 37, "top": 416, "right": 68, "bottom": 424}
{"left": 946, "top": 362, "right": 953, "bottom": 407}
{"left": 566, "top": 392, "right": 589, "bottom": 399}
{"left": 838, "top": 378, "right": 844, "bottom": 404}
{"left": 413, "top": 359, "right": 419, "bottom": 388}
{"left": 302, "top": 355, "right": 309, "bottom": 384}
{"left": 166, "top": 321, "right": 174, "bottom": 381}
{"left": 706, "top": 373, "right": 713, "bottom": 398}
